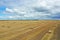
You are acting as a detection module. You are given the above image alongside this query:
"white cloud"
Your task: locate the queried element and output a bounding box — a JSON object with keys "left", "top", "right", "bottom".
{"left": 40, "top": 1, "right": 48, "bottom": 7}
{"left": 0, "top": 0, "right": 60, "bottom": 20}
{"left": 8, "top": 15, "right": 21, "bottom": 18}
{"left": 6, "top": 8, "right": 14, "bottom": 12}
{"left": 8, "top": 16, "right": 15, "bottom": 18}
{"left": 5, "top": 8, "right": 27, "bottom": 14}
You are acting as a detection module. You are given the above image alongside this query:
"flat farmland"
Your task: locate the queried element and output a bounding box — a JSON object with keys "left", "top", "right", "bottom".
{"left": 0, "top": 20, "right": 60, "bottom": 40}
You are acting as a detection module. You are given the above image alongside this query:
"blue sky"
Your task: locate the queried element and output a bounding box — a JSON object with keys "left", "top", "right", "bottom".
{"left": 0, "top": 0, "right": 60, "bottom": 20}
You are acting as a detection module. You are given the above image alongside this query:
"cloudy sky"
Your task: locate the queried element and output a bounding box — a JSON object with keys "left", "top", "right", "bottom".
{"left": 0, "top": 0, "right": 60, "bottom": 20}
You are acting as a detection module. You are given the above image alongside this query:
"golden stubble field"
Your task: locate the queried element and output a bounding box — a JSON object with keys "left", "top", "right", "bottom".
{"left": 0, "top": 20, "right": 60, "bottom": 40}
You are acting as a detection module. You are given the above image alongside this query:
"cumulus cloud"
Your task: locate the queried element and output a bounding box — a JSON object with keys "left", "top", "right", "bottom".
{"left": 0, "top": 0, "right": 60, "bottom": 20}
{"left": 6, "top": 8, "right": 14, "bottom": 12}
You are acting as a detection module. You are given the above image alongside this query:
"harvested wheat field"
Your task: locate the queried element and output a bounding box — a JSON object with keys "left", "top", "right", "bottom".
{"left": 0, "top": 20, "right": 60, "bottom": 40}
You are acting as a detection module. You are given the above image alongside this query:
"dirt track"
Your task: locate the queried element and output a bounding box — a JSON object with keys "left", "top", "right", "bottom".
{"left": 51, "top": 23, "right": 60, "bottom": 40}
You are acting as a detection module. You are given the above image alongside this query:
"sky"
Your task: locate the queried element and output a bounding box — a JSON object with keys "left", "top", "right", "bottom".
{"left": 0, "top": 0, "right": 60, "bottom": 20}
